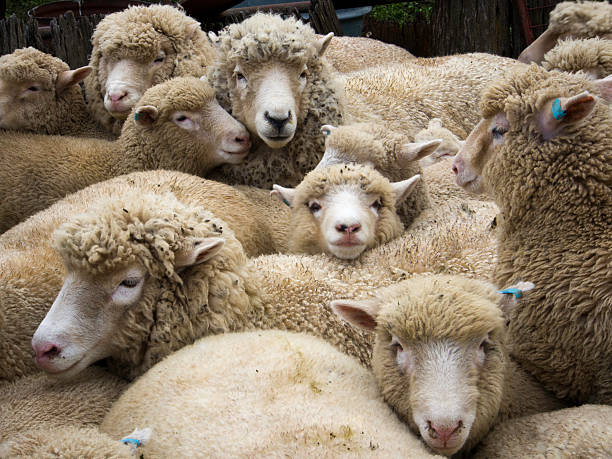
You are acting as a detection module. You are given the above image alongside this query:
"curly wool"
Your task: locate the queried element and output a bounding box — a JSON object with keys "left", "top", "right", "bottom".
{"left": 542, "top": 37, "right": 612, "bottom": 78}
{"left": 207, "top": 13, "right": 344, "bottom": 187}
{"left": 323, "top": 36, "right": 415, "bottom": 73}
{"left": 287, "top": 163, "right": 404, "bottom": 256}
{"left": 85, "top": 4, "right": 214, "bottom": 134}
{"left": 479, "top": 65, "right": 612, "bottom": 403}
{"left": 547, "top": 1, "right": 612, "bottom": 38}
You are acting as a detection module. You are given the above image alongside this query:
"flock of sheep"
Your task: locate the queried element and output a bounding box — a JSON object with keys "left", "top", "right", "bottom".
{"left": 0, "top": 0, "right": 610, "bottom": 457}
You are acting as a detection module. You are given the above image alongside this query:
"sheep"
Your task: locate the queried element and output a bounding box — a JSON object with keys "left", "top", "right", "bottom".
{"left": 84, "top": 4, "right": 216, "bottom": 134}
{"left": 0, "top": 48, "right": 111, "bottom": 139}
{"left": 414, "top": 118, "right": 465, "bottom": 168}
{"left": 206, "top": 13, "right": 344, "bottom": 188}
{"left": 0, "top": 76, "right": 251, "bottom": 233}
{"left": 342, "top": 53, "right": 522, "bottom": 140}
{"left": 0, "top": 169, "right": 289, "bottom": 381}
{"left": 100, "top": 330, "right": 440, "bottom": 458}
{"left": 518, "top": 0, "right": 612, "bottom": 64}
{"left": 542, "top": 37, "right": 612, "bottom": 79}
{"left": 0, "top": 367, "right": 127, "bottom": 443}
{"left": 29, "top": 184, "right": 372, "bottom": 381}
{"left": 472, "top": 404, "right": 612, "bottom": 458}
{"left": 324, "top": 35, "right": 415, "bottom": 73}
{"left": 332, "top": 274, "right": 566, "bottom": 457}
{"left": 451, "top": 66, "right": 612, "bottom": 403}
{"left": 271, "top": 163, "right": 421, "bottom": 259}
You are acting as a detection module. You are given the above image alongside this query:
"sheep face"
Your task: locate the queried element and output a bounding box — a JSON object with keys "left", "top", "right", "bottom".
{"left": 128, "top": 77, "right": 251, "bottom": 168}
{"left": 332, "top": 276, "right": 525, "bottom": 456}
{"left": 272, "top": 164, "right": 419, "bottom": 259}
{"left": 0, "top": 48, "right": 90, "bottom": 132}
{"left": 229, "top": 61, "right": 307, "bottom": 148}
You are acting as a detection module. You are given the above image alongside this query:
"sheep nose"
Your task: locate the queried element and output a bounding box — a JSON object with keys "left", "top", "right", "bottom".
{"left": 451, "top": 156, "right": 463, "bottom": 175}
{"left": 234, "top": 133, "right": 250, "bottom": 144}
{"left": 108, "top": 91, "right": 127, "bottom": 103}
{"left": 264, "top": 110, "right": 290, "bottom": 131}
{"left": 33, "top": 341, "right": 62, "bottom": 364}
{"left": 427, "top": 420, "right": 463, "bottom": 445}
{"left": 336, "top": 223, "right": 361, "bottom": 234}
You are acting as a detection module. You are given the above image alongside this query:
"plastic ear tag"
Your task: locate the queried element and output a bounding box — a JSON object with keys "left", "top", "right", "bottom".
{"left": 134, "top": 112, "right": 141, "bottom": 121}
{"left": 552, "top": 98, "right": 566, "bottom": 120}
{"left": 498, "top": 288, "right": 522, "bottom": 299}
{"left": 282, "top": 198, "right": 291, "bottom": 207}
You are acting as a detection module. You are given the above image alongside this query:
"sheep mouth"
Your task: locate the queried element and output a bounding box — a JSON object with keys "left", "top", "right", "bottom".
{"left": 456, "top": 174, "right": 484, "bottom": 194}
{"left": 333, "top": 240, "right": 363, "bottom": 247}
{"left": 218, "top": 149, "right": 249, "bottom": 165}
{"left": 37, "top": 355, "right": 84, "bottom": 377}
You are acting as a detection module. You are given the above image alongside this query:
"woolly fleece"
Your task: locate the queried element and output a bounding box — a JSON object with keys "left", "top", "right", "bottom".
{"left": 480, "top": 65, "right": 612, "bottom": 403}
{"left": 547, "top": 1, "right": 612, "bottom": 38}
{"left": 207, "top": 13, "right": 344, "bottom": 187}
{"left": 84, "top": 4, "right": 215, "bottom": 134}
{"left": 543, "top": 37, "right": 612, "bottom": 79}
{"left": 102, "top": 330, "right": 440, "bottom": 458}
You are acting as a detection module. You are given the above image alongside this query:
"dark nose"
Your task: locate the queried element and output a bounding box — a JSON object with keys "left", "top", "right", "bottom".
{"left": 264, "top": 110, "right": 290, "bottom": 131}
{"left": 335, "top": 223, "right": 361, "bottom": 234}
{"left": 428, "top": 420, "right": 463, "bottom": 445}
{"left": 234, "top": 134, "right": 249, "bottom": 144}
{"left": 33, "top": 341, "right": 61, "bottom": 363}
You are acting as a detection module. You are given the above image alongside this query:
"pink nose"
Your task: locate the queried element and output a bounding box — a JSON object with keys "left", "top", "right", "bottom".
{"left": 336, "top": 223, "right": 361, "bottom": 234}
{"left": 234, "top": 133, "right": 250, "bottom": 144}
{"left": 428, "top": 421, "right": 462, "bottom": 445}
{"left": 451, "top": 157, "right": 463, "bottom": 175}
{"left": 33, "top": 341, "right": 61, "bottom": 365}
{"left": 108, "top": 91, "right": 127, "bottom": 103}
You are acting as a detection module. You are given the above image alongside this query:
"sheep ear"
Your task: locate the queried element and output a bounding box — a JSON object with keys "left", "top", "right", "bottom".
{"left": 134, "top": 105, "right": 159, "bottom": 127}
{"left": 497, "top": 281, "right": 535, "bottom": 318}
{"left": 428, "top": 118, "right": 443, "bottom": 128}
{"left": 399, "top": 139, "right": 443, "bottom": 162}
{"left": 539, "top": 92, "right": 596, "bottom": 140}
{"left": 316, "top": 32, "right": 334, "bottom": 56}
{"left": 390, "top": 174, "right": 421, "bottom": 205}
{"left": 175, "top": 237, "right": 225, "bottom": 268}
{"left": 593, "top": 75, "right": 612, "bottom": 102}
{"left": 56, "top": 66, "right": 92, "bottom": 94}
{"left": 320, "top": 124, "right": 337, "bottom": 136}
{"left": 208, "top": 31, "right": 220, "bottom": 46}
{"left": 270, "top": 185, "right": 296, "bottom": 207}
{"left": 331, "top": 298, "right": 381, "bottom": 330}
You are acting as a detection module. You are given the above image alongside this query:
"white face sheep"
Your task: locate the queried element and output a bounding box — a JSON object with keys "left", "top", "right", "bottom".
{"left": 333, "top": 275, "right": 564, "bottom": 456}
{"left": 271, "top": 163, "right": 420, "bottom": 260}
{"left": 85, "top": 4, "right": 215, "bottom": 133}
{"left": 452, "top": 66, "right": 612, "bottom": 404}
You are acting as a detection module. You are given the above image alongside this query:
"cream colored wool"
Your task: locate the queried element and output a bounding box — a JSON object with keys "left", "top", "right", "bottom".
{"left": 0, "top": 426, "right": 132, "bottom": 459}
{"left": 0, "top": 170, "right": 287, "bottom": 381}
{"left": 85, "top": 4, "right": 215, "bottom": 134}
{"left": 324, "top": 35, "right": 415, "bottom": 73}
{"left": 547, "top": 1, "right": 612, "bottom": 39}
{"left": 207, "top": 13, "right": 344, "bottom": 187}
{"left": 343, "top": 54, "right": 522, "bottom": 140}
{"left": 284, "top": 163, "right": 408, "bottom": 256}
{"left": 479, "top": 66, "right": 612, "bottom": 403}
{"left": 334, "top": 275, "right": 565, "bottom": 455}
{"left": 0, "top": 367, "right": 127, "bottom": 442}
{"left": 0, "top": 76, "right": 248, "bottom": 233}
{"left": 473, "top": 404, "right": 612, "bottom": 458}
{"left": 101, "top": 330, "right": 440, "bottom": 458}
{"left": 543, "top": 37, "right": 612, "bottom": 78}
{"left": 0, "top": 48, "right": 110, "bottom": 138}
{"left": 415, "top": 118, "right": 465, "bottom": 167}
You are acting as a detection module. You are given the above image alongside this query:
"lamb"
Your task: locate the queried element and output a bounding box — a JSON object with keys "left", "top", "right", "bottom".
{"left": 414, "top": 118, "right": 465, "bottom": 167}
{"left": 472, "top": 404, "right": 612, "bottom": 458}
{"left": 84, "top": 4, "right": 216, "bottom": 134}
{"left": 324, "top": 35, "right": 415, "bottom": 73}
{"left": 342, "top": 53, "right": 522, "bottom": 140}
{"left": 0, "top": 169, "right": 289, "bottom": 381}
{"left": 206, "top": 13, "right": 344, "bottom": 188}
{"left": 518, "top": 0, "right": 612, "bottom": 64}
{"left": 0, "top": 48, "right": 110, "bottom": 138}
{"left": 0, "top": 76, "right": 250, "bottom": 233}
{"left": 332, "top": 274, "right": 566, "bottom": 456}
{"left": 271, "top": 163, "right": 421, "bottom": 259}
{"left": 452, "top": 66, "right": 612, "bottom": 403}
{"left": 100, "top": 330, "right": 440, "bottom": 458}
{"left": 30, "top": 185, "right": 373, "bottom": 381}
{"left": 542, "top": 37, "right": 612, "bottom": 79}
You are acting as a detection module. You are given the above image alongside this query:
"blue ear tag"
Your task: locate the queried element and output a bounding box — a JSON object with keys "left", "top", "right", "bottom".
{"left": 134, "top": 112, "right": 141, "bottom": 121}
{"left": 121, "top": 437, "right": 141, "bottom": 447}
{"left": 552, "top": 98, "right": 566, "bottom": 120}
{"left": 282, "top": 198, "right": 291, "bottom": 207}
{"left": 498, "top": 288, "right": 522, "bottom": 299}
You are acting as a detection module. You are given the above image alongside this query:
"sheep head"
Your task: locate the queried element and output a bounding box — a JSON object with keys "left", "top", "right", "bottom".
{"left": 0, "top": 48, "right": 90, "bottom": 133}
{"left": 271, "top": 163, "right": 419, "bottom": 260}
{"left": 332, "top": 275, "right": 534, "bottom": 456}
{"left": 210, "top": 13, "right": 333, "bottom": 149}
{"left": 32, "top": 192, "right": 245, "bottom": 380}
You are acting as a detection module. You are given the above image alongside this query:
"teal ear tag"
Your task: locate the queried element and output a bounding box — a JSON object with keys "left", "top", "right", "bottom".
{"left": 552, "top": 98, "right": 566, "bottom": 120}
{"left": 282, "top": 198, "right": 291, "bottom": 207}
{"left": 498, "top": 288, "right": 522, "bottom": 299}
{"left": 134, "top": 112, "right": 141, "bottom": 121}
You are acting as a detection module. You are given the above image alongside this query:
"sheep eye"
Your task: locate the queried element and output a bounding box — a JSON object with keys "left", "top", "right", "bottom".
{"left": 308, "top": 201, "right": 321, "bottom": 213}
{"left": 390, "top": 336, "right": 403, "bottom": 352}
{"left": 153, "top": 56, "right": 164, "bottom": 63}
{"left": 371, "top": 198, "right": 383, "bottom": 211}
{"left": 120, "top": 278, "right": 139, "bottom": 288}
{"left": 176, "top": 115, "right": 188, "bottom": 122}
{"left": 300, "top": 71, "right": 308, "bottom": 79}
{"left": 27, "top": 86, "right": 40, "bottom": 92}
{"left": 491, "top": 126, "right": 507, "bottom": 139}
{"left": 236, "top": 72, "right": 246, "bottom": 82}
